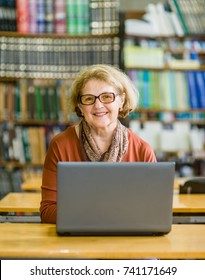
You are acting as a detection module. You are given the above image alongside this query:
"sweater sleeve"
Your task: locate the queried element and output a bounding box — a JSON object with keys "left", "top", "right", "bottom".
{"left": 40, "top": 139, "right": 59, "bottom": 224}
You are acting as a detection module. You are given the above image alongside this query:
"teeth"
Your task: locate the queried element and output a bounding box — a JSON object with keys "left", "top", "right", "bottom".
{"left": 94, "top": 112, "right": 106, "bottom": 116}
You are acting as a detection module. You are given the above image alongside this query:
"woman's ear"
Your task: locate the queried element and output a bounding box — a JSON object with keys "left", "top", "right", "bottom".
{"left": 75, "top": 106, "right": 84, "bottom": 117}
{"left": 120, "top": 93, "right": 125, "bottom": 108}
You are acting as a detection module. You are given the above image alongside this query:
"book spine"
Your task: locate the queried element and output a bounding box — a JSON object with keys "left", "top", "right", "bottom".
{"left": 186, "top": 71, "right": 199, "bottom": 109}
{"left": 170, "top": 0, "right": 189, "bottom": 34}
{"left": 66, "top": 0, "right": 77, "bottom": 34}
{"left": 22, "top": 127, "right": 31, "bottom": 162}
{"left": 37, "top": 0, "right": 46, "bottom": 33}
{"left": 90, "top": 0, "right": 104, "bottom": 34}
{"left": 0, "top": 83, "right": 5, "bottom": 120}
{"left": 28, "top": 0, "right": 38, "bottom": 34}
{"left": 195, "top": 71, "right": 205, "bottom": 109}
{"left": 5, "top": 0, "right": 17, "bottom": 31}
{"left": 54, "top": 0, "right": 66, "bottom": 34}
{"left": 35, "top": 86, "right": 43, "bottom": 120}
{"left": 16, "top": 0, "right": 29, "bottom": 33}
{"left": 45, "top": 0, "right": 54, "bottom": 33}
{"left": 76, "top": 0, "right": 87, "bottom": 34}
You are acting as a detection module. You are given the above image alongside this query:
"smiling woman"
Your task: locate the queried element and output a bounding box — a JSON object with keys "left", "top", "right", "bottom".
{"left": 40, "top": 64, "right": 157, "bottom": 224}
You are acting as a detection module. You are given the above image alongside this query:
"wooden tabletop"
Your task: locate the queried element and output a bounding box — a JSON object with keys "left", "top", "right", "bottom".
{"left": 173, "top": 194, "right": 205, "bottom": 213}
{"left": 1, "top": 192, "right": 205, "bottom": 214}
{"left": 0, "top": 223, "right": 205, "bottom": 259}
{"left": 21, "top": 178, "right": 41, "bottom": 191}
{"left": 0, "top": 192, "right": 41, "bottom": 212}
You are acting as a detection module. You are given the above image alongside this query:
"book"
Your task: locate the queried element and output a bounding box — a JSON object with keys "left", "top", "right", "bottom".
{"left": 65, "top": 0, "right": 77, "bottom": 34}
{"left": 2, "top": 0, "right": 17, "bottom": 31}
{"left": 194, "top": 71, "right": 205, "bottom": 109}
{"left": 90, "top": 0, "right": 104, "bottom": 34}
{"left": 19, "top": 79, "right": 27, "bottom": 120}
{"left": 160, "top": 71, "right": 172, "bottom": 110}
{"left": 14, "top": 82, "right": 21, "bottom": 120}
{"left": 173, "top": 121, "right": 190, "bottom": 151}
{"left": 186, "top": 71, "right": 199, "bottom": 109}
{"left": 14, "top": 126, "right": 26, "bottom": 163}
{"left": 38, "top": 127, "right": 46, "bottom": 164}
{"left": 142, "top": 121, "right": 162, "bottom": 151}
{"left": 45, "top": 0, "right": 54, "bottom": 33}
{"left": 54, "top": 0, "right": 66, "bottom": 34}
{"left": 37, "top": 0, "right": 46, "bottom": 33}
{"left": 22, "top": 127, "right": 31, "bottom": 163}
{"left": 124, "top": 46, "right": 164, "bottom": 68}
{"left": 28, "top": 127, "right": 40, "bottom": 164}
{"left": 156, "top": 2, "right": 175, "bottom": 36}
{"left": 169, "top": 0, "right": 189, "bottom": 34}
{"left": 164, "top": 1, "right": 184, "bottom": 36}
{"left": 141, "top": 70, "right": 150, "bottom": 108}
{"left": 7, "top": 83, "right": 15, "bottom": 121}
{"left": 175, "top": 71, "right": 190, "bottom": 110}
{"left": 28, "top": 0, "right": 38, "bottom": 33}
{"left": 16, "top": 0, "right": 29, "bottom": 33}
{"left": 0, "top": 83, "right": 5, "bottom": 120}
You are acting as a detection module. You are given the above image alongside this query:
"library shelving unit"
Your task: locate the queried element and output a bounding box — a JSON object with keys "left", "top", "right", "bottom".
{"left": 122, "top": 10, "right": 205, "bottom": 177}
{"left": 0, "top": 0, "right": 121, "bottom": 196}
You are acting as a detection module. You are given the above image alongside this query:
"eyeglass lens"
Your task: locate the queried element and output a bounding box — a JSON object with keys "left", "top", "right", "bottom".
{"left": 80, "top": 92, "right": 116, "bottom": 105}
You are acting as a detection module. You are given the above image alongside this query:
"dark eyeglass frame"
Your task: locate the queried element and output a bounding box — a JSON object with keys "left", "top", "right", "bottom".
{"left": 78, "top": 92, "right": 119, "bottom": 105}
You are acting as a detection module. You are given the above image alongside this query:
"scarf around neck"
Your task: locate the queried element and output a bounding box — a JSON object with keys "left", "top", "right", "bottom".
{"left": 79, "top": 119, "right": 128, "bottom": 162}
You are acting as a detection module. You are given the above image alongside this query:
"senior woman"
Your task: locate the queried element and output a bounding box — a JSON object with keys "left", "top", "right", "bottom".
{"left": 40, "top": 64, "right": 156, "bottom": 223}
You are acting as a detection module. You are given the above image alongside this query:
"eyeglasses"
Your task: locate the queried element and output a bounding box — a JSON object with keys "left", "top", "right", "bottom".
{"left": 79, "top": 92, "right": 119, "bottom": 105}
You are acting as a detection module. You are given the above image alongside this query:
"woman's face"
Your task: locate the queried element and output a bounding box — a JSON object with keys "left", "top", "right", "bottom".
{"left": 78, "top": 79, "right": 124, "bottom": 131}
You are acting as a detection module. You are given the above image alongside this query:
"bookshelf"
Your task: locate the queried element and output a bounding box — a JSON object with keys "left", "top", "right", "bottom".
{"left": 0, "top": 0, "right": 121, "bottom": 194}
{"left": 122, "top": 7, "right": 205, "bottom": 176}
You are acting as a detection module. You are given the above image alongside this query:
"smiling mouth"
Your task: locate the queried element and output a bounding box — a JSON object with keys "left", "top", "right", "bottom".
{"left": 93, "top": 112, "right": 108, "bottom": 117}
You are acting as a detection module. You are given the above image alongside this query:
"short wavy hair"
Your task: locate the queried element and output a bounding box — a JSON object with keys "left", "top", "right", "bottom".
{"left": 69, "top": 64, "right": 139, "bottom": 118}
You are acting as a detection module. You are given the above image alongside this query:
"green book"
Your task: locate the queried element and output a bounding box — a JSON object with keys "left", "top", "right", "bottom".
{"left": 45, "top": 87, "right": 51, "bottom": 120}
{"left": 171, "top": 0, "right": 189, "bottom": 34}
{"left": 66, "top": 0, "right": 78, "bottom": 34}
{"left": 14, "top": 83, "right": 21, "bottom": 120}
{"left": 35, "top": 86, "right": 43, "bottom": 120}
{"left": 53, "top": 87, "right": 59, "bottom": 120}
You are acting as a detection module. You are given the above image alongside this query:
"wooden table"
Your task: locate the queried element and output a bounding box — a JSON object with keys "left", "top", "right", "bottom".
{"left": 1, "top": 192, "right": 205, "bottom": 223}
{"left": 0, "top": 192, "right": 41, "bottom": 223}
{"left": 1, "top": 192, "right": 205, "bottom": 214}
{"left": 21, "top": 178, "right": 41, "bottom": 191}
{"left": 0, "top": 223, "right": 205, "bottom": 259}
{"left": 173, "top": 194, "right": 205, "bottom": 223}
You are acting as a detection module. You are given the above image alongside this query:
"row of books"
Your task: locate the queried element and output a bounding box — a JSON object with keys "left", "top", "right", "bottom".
{"left": 0, "top": 36, "right": 120, "bottom": 79}
{"left": 168, "top": 0, "right": 205, "bottom": 35}
{"left": 125, "top": 1, "right": 205, "bottom": 37}
{"left": 0, "top": 80, "right": 78, "bottom": 122}
{"left": 125, "top": 37, "right": 205, "bottom": 57}
{"left": 129, "top": 111, "right": 205, "bottom": 124}
{"left": 129, "top": 120, "right": 205, "bottom": 153}
{"left": 0, "top": 0, "right": 120, "bottom": 35}
{"left": 0, "top": 123, "right": 67, "bottom": 164}
{"left": 0, "top": 119, "right": 204, "bottom": 166}
{"left": 128, "top": 70, "right": 205, "bottom": 110}
{"left": 124, "top": 43, "right": 203, "bottom": 69}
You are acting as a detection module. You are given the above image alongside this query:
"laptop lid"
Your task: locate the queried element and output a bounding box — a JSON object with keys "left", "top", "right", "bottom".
{"left": 56, "top": 162, "right": 175, "bottom": 236}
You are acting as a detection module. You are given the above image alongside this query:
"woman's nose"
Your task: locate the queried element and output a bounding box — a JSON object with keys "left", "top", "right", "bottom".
{"left": 93, "top": 98, "right": 103, "bottom": 107}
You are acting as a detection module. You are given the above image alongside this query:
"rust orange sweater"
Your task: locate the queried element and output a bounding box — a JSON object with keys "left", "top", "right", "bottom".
{"left": 40, "top": 126, "right": 156, "bottom": 223}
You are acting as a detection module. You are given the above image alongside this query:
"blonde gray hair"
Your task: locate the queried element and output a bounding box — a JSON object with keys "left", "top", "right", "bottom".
{"left": 69, "top": 64, "right": 139, "bottom": 118}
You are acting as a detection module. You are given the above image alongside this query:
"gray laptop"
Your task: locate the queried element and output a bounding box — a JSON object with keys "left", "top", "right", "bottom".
{"left": 56, "top": 162, "right": 175, "bottom": 236}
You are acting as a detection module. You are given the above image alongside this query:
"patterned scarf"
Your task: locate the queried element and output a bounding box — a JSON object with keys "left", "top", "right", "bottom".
{"left": 79, "top": 119, "right": 128, "bottom": 162}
